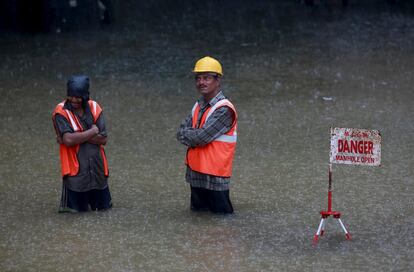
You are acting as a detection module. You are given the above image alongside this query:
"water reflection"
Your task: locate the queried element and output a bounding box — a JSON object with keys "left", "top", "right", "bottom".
{"left": 1, "top": 1, "right": 414, "bottom": 271}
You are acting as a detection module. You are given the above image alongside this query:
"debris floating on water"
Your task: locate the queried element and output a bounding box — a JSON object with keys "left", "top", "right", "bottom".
{"left": 322, "top": 96, "right": 336, "bottom": 101}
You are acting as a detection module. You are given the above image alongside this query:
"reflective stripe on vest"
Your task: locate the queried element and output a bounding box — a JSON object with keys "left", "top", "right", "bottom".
{"left": 205, "top": 99, "right": 234, "bottom": 123}
{"left": 57, "top": 102, "right": 83, "bottom": 132}
{"left": 191, "top": 99, "right": 238, "bottom": 143}
{"left": 215, "top": 134, "right": 237, "bottom": 143}
{"left": 65, "top": 110, "right": 80, "bottom": 132}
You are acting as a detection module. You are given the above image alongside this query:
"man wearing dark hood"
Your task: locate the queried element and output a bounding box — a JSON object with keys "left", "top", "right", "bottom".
{"left": 52, "top": 75, "right": 112, "bottom": 212}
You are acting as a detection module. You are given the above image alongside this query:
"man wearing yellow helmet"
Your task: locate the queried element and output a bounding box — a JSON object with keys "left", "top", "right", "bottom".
{"left": 177, "top": 56, "right": 238, "bottom": 214}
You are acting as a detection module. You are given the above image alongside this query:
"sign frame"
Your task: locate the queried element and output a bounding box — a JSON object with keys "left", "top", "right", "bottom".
{"left": 329, "top": 127, "right": 382, "bottom": 167}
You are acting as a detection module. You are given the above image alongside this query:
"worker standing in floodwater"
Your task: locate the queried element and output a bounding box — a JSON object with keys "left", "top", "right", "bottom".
{"left": 177, "top": 56, "right": 238, "bottom": 214}
{"left": 52, "top": 75, "right": 112, "bottom": 212}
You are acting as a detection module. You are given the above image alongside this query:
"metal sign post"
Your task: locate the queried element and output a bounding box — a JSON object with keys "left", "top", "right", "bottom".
{"left": 313, "top": 127, "right": 381, "bottom": 245}
{"left": 313, "top": 163, "right": 351, "bottom": 245}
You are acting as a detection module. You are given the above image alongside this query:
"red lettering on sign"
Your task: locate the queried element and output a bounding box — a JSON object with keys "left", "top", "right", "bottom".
{"left": 351, "top": 131, "right": 369, "bottom": 138}
{"left": 338, "top": 140, "right": 343, "bottom": 152}
{"left": 358, "top": 141, "right": 364, "bottom": 153}
{"left": 335, "top": 155, "right": 375, "bottom": 164}
{"left": 367, "top": 141, "right": 373, "bottom": 154}
{"left": 350, "top": 141, "right": 357, "bottom": 153}
{"left": 338, "top": 140, "right": 374, "bottom": 154}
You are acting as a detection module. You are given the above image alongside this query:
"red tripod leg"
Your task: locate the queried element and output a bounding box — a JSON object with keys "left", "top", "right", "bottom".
{"left": 313, "top": 218, "right": 325, "bottom": 245}
{"left": 320, "top": 215, "right": 328, "bottom": 236}
{"left": 337, "top": 218, "right": 352, "bottom": 240}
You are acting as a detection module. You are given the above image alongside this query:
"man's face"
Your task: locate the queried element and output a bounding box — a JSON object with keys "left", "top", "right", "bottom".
{"left": 195, "top": 73, "right": 220, "bottom": 99}
{"left": 67, "top": 96, "right": 83, "bottom": 110}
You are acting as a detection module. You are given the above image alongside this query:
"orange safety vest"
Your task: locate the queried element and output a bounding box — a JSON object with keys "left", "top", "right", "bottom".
{"left": 186, "top": 99, "right": 237, "bottom": 177}
{"left": 52, "top": 100, "right": 109, "bottom": 177}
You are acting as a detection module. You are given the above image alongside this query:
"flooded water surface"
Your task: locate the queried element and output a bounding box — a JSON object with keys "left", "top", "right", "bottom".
{"left": 1, "top": 1, "right": 413, "bottom": 271}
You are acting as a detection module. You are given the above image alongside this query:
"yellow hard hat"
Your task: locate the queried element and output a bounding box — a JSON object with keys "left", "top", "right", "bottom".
{"left": 193, "top": 56, "right": 223, "bottom": 76}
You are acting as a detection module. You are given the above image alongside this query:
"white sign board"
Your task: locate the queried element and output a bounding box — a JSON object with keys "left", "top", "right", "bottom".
{"left": 330, "top": 127, "right": 381, "bottom": 166}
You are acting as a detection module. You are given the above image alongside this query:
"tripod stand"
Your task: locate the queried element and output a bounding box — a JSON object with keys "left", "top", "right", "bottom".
{"left": 313, "top": 164, "right": 351, "bottom": 245}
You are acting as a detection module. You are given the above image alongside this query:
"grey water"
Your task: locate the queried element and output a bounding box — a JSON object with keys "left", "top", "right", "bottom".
{"left": 1, "top": 1, "right": 413, "bottom": 271}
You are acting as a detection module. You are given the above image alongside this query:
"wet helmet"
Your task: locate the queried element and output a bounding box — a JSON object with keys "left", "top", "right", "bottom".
{"left": 193, "top": 56, "right": 223, "bottom": 76}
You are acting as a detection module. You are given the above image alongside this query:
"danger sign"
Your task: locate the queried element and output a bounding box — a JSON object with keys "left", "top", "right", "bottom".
{"left": 330, "top": 127, "right": 381, "bottom": 166}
